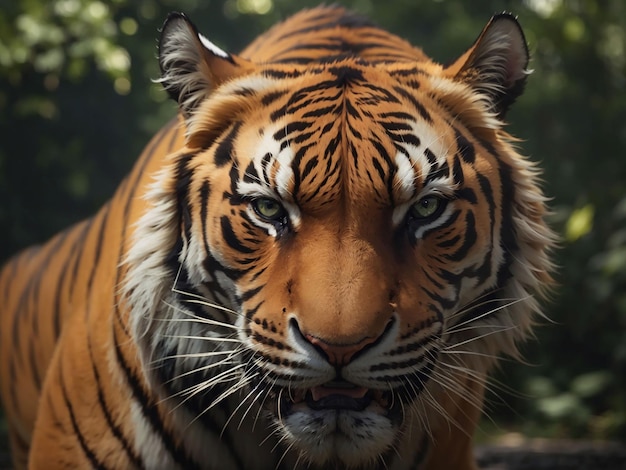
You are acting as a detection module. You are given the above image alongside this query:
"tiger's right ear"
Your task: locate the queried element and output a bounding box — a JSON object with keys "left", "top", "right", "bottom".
{"left": 158, "top": 12, "right": 255, "bottom": 117}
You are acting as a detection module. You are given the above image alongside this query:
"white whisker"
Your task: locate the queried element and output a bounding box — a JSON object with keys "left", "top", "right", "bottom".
{"left": 444, "top": 325, "right": 519, "bottom": 350}
{"left": 447, "top": 296, "right": 532, "bottom": 332}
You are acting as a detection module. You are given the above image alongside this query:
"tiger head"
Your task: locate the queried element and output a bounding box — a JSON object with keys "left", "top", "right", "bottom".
{"left": 124, "top": 10, "right": 554, "bottom": 469}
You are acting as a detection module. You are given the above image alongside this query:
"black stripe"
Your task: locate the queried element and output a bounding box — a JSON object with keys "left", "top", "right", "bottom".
{"left": 60, "top": 361, "right": 107, "bottom": 469}
{"left": 67, "top": 218, "right": 95, "bottom": 299}
{"left": 11, "top": 228, "right": 68, "bottom": 348}
{"left": 198, "top": 180, "right": 211, "bottom": 250}
{"left": 454, "top": 187, "right": 477, "bottom": 204}
{"left": 243, "top": 160, "right": 260, "bottom": 184}
{"left": 291, "top": 143, "right": 315, "bottom": 197}
{"left": 380, "top": 120, "right": 413, "bottom": 132}
{"left": 420, "top": 284, "right": 457, "bottom": 310}
{"left": 369, "top": 137, "right": 396, "bottom": 200}
{"left": 436, "top": 234, "right": 461, "bottom": 248}
{"left": 392, "top": 85, "right": 432, "bottom": 123}
{"left": 361, "top": 82, "right": 401, "bottom": 104}
{"left": 272, "top": 121, "right": 310, "bottom": 141}
{"left": 424, "top": 158, "right": 450, "bottom": 186}
{"left": 444, "top": 212, "right": 477, "bottom": 262}
{"left": 452, "top": 154, "right": 465, "bottom": 185}
{"left": 220, "top": 216, "right": 254, "bottom": 254}
{"left": 455, "top": 127, "right": 475, "bottom": 164}
{"left": 86, "top": 204, "right": 111, "bottom": 297}
{"left": 28, "top": 341, "right": 41, "bottom": 391}
{"left": 300, "top": 155, "right": 319, "bottom": 181}
{"left": 113, "top": 328, "right": 201, "bottom": 470}
{"left": 477, "top": 172, "right": 495, "bottom": 231}
{"left": 261, "top": 90, "right": 288, "bottom": 106}
{"left": 495, "top": 161, "right": 518, "bottom": 287}
{"left": 175, "top": 153, "right": 196, "bottom": 243}
{"left": 388, "top": 67, "right": 426, "bottom": 77}
{"left": 88, "top": 335, "right": 145, "bottom": 469}
{"left": 420, "top": 210, "right": 461, "bottom": 241}
{"left": 261, "top": 68, "right": 303, "bottom": 80}
{"left": 214, "top": 122, "right": 242, "bottom": 167}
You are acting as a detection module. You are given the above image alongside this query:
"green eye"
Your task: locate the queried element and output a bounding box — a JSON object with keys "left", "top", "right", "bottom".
{"left": 252, "top": 198, "right": 285, "bottom": 221}
{"left": 410, "top": 195, "right": 444, "bottom": 219}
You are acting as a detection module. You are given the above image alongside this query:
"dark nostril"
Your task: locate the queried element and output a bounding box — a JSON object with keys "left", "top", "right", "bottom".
{"left": 289, "top": 317, "right": 329, "bottom": 358}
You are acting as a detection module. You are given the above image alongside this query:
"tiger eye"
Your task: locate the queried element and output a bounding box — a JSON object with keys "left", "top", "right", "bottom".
{"left": 411, "top": 196, "right": 443, "bottom": 219}
{"left": 253, "top": 198, "right": 285, "bottom": 221}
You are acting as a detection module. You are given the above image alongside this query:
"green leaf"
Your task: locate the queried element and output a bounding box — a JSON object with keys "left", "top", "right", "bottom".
{"left": 565, "top": 204, "right": 595, "bottom": 242}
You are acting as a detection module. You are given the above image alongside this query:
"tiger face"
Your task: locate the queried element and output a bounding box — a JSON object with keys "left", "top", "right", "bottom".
{"left": 124, "top": 10, "right": 553, "bottom": 469}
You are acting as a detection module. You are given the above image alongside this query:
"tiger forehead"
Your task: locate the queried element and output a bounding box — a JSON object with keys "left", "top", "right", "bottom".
{"left": 234, "top": 65, "right": 456, "bottom": 209}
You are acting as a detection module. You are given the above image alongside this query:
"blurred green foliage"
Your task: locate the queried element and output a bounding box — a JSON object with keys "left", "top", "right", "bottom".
{"left": 1, "top": 0, "right": 625, "bottom": 441}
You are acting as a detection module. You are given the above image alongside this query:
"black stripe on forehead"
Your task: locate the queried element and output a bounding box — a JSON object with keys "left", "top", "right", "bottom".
{"left": 327, "top": 65, "right": 365, "bottom": 84}
{"left": 256, "top": 68, "right": 441, "bottom": 208}
{"left": 454, "top": 126, "right": 476, "bottom": 164}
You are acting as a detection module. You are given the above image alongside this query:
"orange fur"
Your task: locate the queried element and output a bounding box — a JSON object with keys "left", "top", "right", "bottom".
{"left": 0, "top": 7, "right": 553, "bottom": 469}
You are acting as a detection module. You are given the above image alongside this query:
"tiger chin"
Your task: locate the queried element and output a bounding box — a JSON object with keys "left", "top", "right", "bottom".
{"left": 0, "top": 5, "right": 554, "bottom": 470}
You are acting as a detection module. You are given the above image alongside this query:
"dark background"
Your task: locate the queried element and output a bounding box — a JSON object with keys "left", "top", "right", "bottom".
{"left": 1, "top": 0, "right": 625, "bottom": 442}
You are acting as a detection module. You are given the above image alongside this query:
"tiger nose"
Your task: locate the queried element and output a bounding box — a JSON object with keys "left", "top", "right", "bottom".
{"left": 304, "top": 334, "right": 378, "bottom": 366}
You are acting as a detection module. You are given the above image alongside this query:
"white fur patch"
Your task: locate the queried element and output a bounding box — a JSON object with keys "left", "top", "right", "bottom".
{"left": 198, "top": 33, "right": 230, "bottom": 60}
{"left": 130, "top": 401, "right": 178, "bottom": 469}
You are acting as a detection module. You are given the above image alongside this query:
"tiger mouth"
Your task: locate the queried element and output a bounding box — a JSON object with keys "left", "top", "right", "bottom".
{"left": 278, "top": 380, "right": 392, "bottom": 414}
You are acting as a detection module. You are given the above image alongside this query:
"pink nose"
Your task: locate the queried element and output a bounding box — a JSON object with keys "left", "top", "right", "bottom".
{"left": 304, "top": 334, "right": 379, "bottom": 366}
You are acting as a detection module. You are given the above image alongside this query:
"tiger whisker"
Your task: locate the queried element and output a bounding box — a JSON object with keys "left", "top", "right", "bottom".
{"left": 148, "top": 348, "right": 238, "bottom": 364}
{"left": 236, "top": 365, "right": 277, "bottom": 430}
{"left": 440, "top": 356, "right": 531, "bottom": 409}
{"left": 428, "top": 353, "right": 490, "bottom": 413}
{"left": 184, "top": 373, "right": 259, "bottom": 430}
{"left": 157, "top": 351, "right": 239, "bottom": 377}
{"left": 169, "top": 364, "right": 245, "bottom": 399}
{"left": 447, "top": 296, "right": 532, "bottom": 332}
{"left": 433, "top": 366, "right": 492, "bottom": 431}
{"left": 175, "top": 296, "right": 242, "bottom": 318}
{"left": 161, "top": 300, "right": 243, "bottom": 329}
{"left": 430, "top": 367, "right": 485, "bottom": 413}
{"left": 230, "top": 358, "right": 275, "bottom": 432}
{"left": 411, "top": 367, "right": 462, "bottom": 434}
{"left": 274, "top": 438, "right": 297, "bottom": 470}
{"left": 446, "top": 288, "right": 511, "bottom": 322}
{"left": 444, "top": 325, "right": 519, "bottom": 350}
{"left": 292, "top": 450, "right": 305, "bottom": 470}
{"left": 160, "top": 368, "right": 244, "bottom": 414}
{"left": 377, "top": 453, "right": 390, "bottom": 470}
{"left": 220, "top": 379, "right": 263, "bottom": 437}
{"left": 160, "top": 334, "right": 243, "bottom": 343}
{"left": 253, "top": 376, "right": 279, "bottom": 433}
{"left": 446, "top": 322, "right": 522, "bottom": 337}
{"left": 439, "top": 349, "right": 506, "bottom": 360}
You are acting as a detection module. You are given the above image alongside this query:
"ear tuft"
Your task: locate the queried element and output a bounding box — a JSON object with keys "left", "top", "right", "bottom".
{"left": 158, "top": 12, "right": 252, "bottom": 117}
{"left": 445, "top": 13, "right": 530, "bottom": 117}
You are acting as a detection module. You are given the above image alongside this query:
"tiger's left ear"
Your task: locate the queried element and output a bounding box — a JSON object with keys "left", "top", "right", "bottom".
{"left": 443, "top": 13, "right": 530, "bottom": 117}
{"left": 158, "top": 12, "right": 255, "bottom": 117}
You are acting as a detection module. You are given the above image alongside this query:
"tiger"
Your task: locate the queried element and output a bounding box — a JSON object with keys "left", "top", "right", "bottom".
{"left": 0, "top": 5, "right": 554, "bottom": 470}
